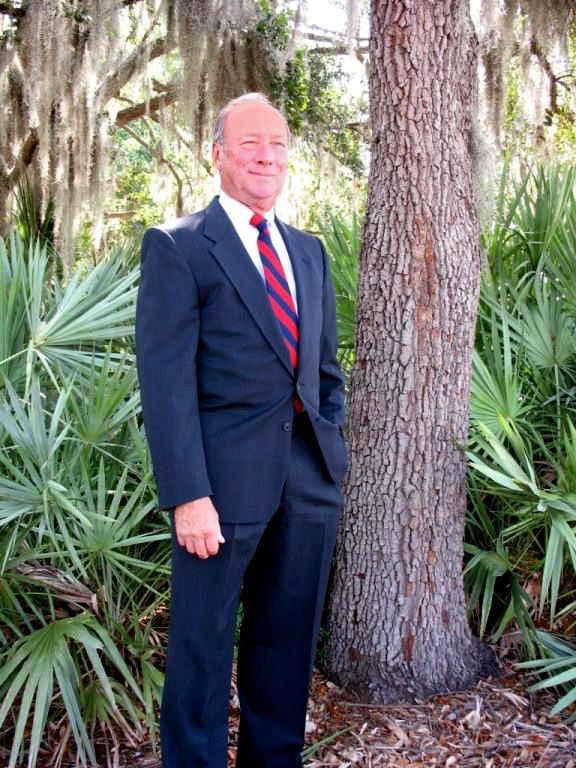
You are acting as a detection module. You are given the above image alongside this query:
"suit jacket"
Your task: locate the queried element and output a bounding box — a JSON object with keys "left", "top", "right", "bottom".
{"left": 136, "top": 196, "right": 347, "bottom": 523}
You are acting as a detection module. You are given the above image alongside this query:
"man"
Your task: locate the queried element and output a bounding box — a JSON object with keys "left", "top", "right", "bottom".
{"left": 136, "top": 93, "right": 347, "bottom": 768}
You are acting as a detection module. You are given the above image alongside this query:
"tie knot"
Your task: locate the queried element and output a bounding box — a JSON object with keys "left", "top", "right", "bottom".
{"left": 250, "top": 213, "right": 268, "bottom": 234}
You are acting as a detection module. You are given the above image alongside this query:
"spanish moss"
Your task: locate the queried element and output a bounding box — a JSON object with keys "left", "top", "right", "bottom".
{"left": 0, "top": 0, "right": 268, "bottom": 266}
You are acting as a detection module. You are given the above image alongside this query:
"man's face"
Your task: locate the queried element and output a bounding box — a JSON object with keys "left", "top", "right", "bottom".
{"left": 212, "top": 101, "right": 289, "bottom": 214}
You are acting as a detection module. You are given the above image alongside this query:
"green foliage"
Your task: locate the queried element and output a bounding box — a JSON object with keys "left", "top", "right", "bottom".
{"left": 466, "top": 164, "right": 576, "bottom": 716}
{"left": 0, "top": 614, "right": 142, "bottom": 768}
{"left": 302, "top": 726, "right": 354, "bottom": 760}
{"left": 518, "top": 632, "right": 576, "bottom": 715}
{"left": 0, "top": 233, "right": 138, "bottom": 396}
{"left": 303, "top": 52, "right": 366, "bottom": 176}
{"left": 14, "top": 178, "right": 54, "bottom": 257}
{"left": 282, "top": 49, "right": 309, "bottom": 133}
{"left": 110, "top": 126, "right": 166, "bottom": 237}
{"left": 253, "top": 4, "right": 366, "bottom": 175}
{"left": 0, "top": 233, "right": 167, "bottom": 765}
{"left": 255, "top": 1, "right": 291, "bottom": 53}
{"left": 318, "top": 212, "right": 361, "bottom": 377}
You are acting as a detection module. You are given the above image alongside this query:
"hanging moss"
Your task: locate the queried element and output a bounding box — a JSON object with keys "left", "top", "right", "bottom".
{"left": 0, "top": 0, "right": 272, "bottom": 267}
{"left": 0, "top": 0, "right": 368, "bottom": 264}
{"left": 2, "top": 0, "right": 569, "bottom": 265}
{"left": 475, "top": 0, "right": 575, "bottom": 145}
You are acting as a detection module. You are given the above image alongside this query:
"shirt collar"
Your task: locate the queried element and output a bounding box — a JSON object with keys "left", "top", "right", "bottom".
{"left": 218, "top": 190, "right": 275, "bottom": 228}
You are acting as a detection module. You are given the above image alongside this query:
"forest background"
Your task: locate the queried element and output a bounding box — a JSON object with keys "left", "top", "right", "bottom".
{"left": 0, "top": 0, "right": 575, "bottom": 766}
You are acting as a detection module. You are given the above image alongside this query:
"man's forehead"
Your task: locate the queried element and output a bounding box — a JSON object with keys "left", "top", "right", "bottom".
{"left": 235, "top": 129, "right": 287, "bottom": 139}
{"left": 225, "top": 104, "right": 288, "bottom": 136}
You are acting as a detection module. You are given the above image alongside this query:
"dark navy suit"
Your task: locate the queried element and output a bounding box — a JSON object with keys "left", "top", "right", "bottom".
{"left": 136, "top": 197, "right": 347, "bottom": 767}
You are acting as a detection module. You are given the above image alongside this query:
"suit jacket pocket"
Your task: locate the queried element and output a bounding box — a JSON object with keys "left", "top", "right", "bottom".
{"left": 311, "top": 416, "right": 348, "bottom": 484}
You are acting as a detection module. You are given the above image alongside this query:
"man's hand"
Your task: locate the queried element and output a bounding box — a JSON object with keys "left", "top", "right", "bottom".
{"left": 174, "top": 498, "right": 225, "bottom": 559}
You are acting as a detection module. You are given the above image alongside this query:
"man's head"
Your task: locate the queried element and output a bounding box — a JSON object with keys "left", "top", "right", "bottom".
{"left": 212, "top": 93, "right": 290, "bottom": 215}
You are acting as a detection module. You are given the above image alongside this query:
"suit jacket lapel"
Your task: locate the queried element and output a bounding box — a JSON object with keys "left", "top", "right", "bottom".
{"left": 203, "top": 198, "right": 294, "bottom": 375}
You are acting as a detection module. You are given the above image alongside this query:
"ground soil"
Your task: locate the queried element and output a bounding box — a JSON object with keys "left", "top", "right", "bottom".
{"left": 105, "top": 665, "right": 575, "bottom": 768}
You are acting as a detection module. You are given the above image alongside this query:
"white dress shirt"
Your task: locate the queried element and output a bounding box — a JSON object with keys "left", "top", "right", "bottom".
{"left": 217, "top": 191, "right": 298, "bottom": 312}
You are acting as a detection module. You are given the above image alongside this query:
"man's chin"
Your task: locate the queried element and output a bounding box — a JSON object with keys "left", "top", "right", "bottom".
{"left": 250, "top": 185, "right": 279, "bottom": 198}
{"left": 247, "top": 191, "right": 281, "bottom": 210}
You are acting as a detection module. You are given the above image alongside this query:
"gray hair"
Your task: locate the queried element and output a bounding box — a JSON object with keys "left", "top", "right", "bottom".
{"left": 212, "top": 92, "right": 290, "bottom": 147}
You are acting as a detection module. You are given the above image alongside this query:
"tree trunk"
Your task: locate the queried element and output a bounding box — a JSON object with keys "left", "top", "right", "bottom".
{"left": 324, "top": 0, "right": 498, "bottom": 701}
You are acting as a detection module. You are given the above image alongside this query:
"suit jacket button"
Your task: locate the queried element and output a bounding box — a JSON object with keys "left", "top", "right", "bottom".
{"left": 282, "top": 422, "right": 293, "bottom": 432}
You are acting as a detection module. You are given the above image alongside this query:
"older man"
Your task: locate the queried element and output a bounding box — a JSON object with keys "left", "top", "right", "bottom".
{"left": 136, "top": 93, "right": 347, "bottom": 768}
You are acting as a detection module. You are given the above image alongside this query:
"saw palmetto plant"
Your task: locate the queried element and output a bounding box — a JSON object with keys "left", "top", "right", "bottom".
{"left": 0, "top": 234, "right": 169, "bottom": 767}
{"left": 466, "top": 165, "right": 576, "bottom": 716}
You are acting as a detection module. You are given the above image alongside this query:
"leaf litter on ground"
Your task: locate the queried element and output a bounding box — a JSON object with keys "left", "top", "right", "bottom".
{"left": 15, "top": 662, "right": 574, "bottom": 768}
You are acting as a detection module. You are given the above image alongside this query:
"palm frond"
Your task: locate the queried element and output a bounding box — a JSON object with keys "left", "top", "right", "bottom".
{"left": 318, "top": 212, "right": 360, "bottom": 375}
{"left": 518, "top": 631, "right": 576, "bottom": 717}
{"left": 0, "top": 613, "right": 143, "bottom": 768}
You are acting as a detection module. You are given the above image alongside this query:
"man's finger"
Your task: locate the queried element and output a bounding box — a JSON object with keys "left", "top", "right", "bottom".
{"left": 206, "top": 536, "right": 220, "bottom": 556}
{"left": 185, "top": 538, "right": 196, "bottom": 555}
{"left": 195, "top": 539, "right": 209, "bottom": 559}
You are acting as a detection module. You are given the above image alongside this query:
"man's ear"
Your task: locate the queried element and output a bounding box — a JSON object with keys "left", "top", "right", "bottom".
{"left": 212, "top": 142, "right": 222, "bottom": 169}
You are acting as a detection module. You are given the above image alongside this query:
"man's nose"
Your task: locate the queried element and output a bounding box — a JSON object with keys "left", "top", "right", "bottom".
{"left": 254, "top": 142, "right": 274, "bottom": 163}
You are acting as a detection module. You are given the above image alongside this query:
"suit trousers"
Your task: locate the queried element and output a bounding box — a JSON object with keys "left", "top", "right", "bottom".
{"left": 160, "top": 414, "right": 342, "bottom": 768}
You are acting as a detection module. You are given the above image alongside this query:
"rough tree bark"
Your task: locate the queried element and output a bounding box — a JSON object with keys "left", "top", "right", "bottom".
{"left": 324, "top": 0, "right": 498, "bottom": 701}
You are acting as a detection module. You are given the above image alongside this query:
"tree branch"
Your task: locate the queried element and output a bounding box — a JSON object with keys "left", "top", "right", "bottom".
{"left": 115, "top": 86, "right": 179, "bottom": 127}
{"left": 105, "top": 210, "right": 136, "bottom": 219}
{"left": 310, "top": 44, "right": 368, "bottom": 57}
{"left": 529, "top": 35, "right": 560, "bottom": 114}
{"left": 121, "top": 122, "right": 184, "bottom": 214}
{"left": 303, "top": 31, "right": 369, "bottom": 45}
{"left": 98, "top": 35, "right": 175, "bottom": 107}
{"left": 347, "top": 121, "right": 370, "bottom": 140}
{"left": 148, "top": 112, "right": 214, "bottom": 175}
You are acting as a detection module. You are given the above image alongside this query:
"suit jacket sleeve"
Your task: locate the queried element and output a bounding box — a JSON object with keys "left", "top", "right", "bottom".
{"left": 318, "top": 239, "right": 346, "bottom": 429}
{"left": 136, "top": 226, "right": 213, "bottom": 509}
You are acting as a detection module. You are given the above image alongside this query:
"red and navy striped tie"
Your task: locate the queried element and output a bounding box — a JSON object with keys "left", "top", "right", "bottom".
{"left": 250, "top": 213, "right": 299, "bottom": 369}
{"left": 250, "top": 213, "right": 303, "bottom": 413}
